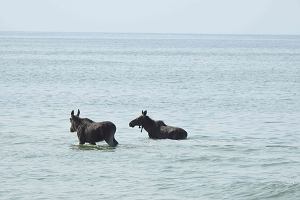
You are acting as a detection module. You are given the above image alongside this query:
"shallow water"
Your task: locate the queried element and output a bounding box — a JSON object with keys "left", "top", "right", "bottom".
{"left": 0, "top": 32, "right": 300, "bottom": 199}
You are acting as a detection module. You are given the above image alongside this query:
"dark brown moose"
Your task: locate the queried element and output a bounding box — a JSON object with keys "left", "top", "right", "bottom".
{"left": 129, "top": 110, "right": 188, "bottom": 140}
{"left": 70, "top": 109, "right": 118, "bottom": 147}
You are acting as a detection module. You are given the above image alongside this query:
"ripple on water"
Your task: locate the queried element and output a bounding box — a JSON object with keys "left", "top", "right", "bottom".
{"left": 231, "top": 181, "right": 300, "bottom": 199}
{"left": 266, "top": 145, "right": 299, "bottom": 150}
{"left": 70, "top": 144, "right": 116, "bottom": 152}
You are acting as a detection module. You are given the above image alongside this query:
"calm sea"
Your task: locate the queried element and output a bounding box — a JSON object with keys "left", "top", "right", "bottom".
{"left": 0, "top": 32, "right": 299, "bottom": 199}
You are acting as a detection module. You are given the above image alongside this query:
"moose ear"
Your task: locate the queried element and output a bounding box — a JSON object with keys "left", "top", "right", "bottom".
{"left": 77, "top": 109, "right": 80, "bottom": 116}
{"left": 142, "top": 110, "right": 147, "bottom": 116}
{"left": 71, "top": 110, "right": 74, "bottom": 116}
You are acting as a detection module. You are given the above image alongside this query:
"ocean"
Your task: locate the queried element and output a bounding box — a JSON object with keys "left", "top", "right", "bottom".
{"left": 0, "top": 32, "right": 299, "bottom": 199}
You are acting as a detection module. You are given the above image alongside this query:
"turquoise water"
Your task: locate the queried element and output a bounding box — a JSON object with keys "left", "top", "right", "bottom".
{"left": 0, "top": 32, "right": 300, "bottom": 199}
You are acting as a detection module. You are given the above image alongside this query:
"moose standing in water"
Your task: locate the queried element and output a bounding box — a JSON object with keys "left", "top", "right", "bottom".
{"left": 129, "top": 110, "right": 188, "bottom": 140}
{"left": 69, "top": 109, "right": 118, "bottom": 147}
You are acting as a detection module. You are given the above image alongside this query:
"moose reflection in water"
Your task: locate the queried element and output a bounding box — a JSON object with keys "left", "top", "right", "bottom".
{"left": 70, "top": 109, "right": 118, "bottom": 147}
{"left": 129, "top": 110, "right": 188, "bottom": 140}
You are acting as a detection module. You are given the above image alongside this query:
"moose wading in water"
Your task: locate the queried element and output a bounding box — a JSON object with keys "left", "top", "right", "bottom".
{"left": 69, "top": 109, "right": 118, "bottom": 147}
{"left": 129, "top": 110, "right": 188, "bottom": 140}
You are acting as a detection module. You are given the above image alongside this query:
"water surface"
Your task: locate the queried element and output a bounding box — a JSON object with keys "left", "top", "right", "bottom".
{"left": 0, "top": 32, "right": 300, "bottom": 199}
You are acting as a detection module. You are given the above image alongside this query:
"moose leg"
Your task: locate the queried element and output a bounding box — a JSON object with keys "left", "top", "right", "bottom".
{"left": 113, "top": 138, "right": 119, "bottom": 146}
{"left": 105, "top": 135, "right": 118, "bottom": 147}
{"left": 78, "top": 130, "right": 86, "bottom": 144}
{"left": 79, "top": 141, "right": 85, "bottom": 145}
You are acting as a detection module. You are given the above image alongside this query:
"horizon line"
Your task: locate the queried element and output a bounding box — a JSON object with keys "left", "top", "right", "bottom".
{"left": 0, "top": 30, "right": 300, "bottom": 37}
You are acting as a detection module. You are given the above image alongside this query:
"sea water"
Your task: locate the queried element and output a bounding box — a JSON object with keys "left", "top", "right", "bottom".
{"left": 0, "top": 32, "right": 299, "bottom": 199}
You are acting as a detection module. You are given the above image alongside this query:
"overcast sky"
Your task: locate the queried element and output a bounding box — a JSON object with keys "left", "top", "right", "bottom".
{"left": 0, "top": 0, "right": 300, "bottom": 34}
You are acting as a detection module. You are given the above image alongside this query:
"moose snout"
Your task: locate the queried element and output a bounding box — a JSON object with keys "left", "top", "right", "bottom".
{"left": 129, "top": 122, "right": 134, "bottom": 127}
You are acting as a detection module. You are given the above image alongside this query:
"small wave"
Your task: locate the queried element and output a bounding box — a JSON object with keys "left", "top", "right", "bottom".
{"left": 177, "top": 156, "right": 210, "bottom": 163}
{"left": 231, "top": 181, "right": 300, "bottom": 199}
{"left": 264, "top": 121, "right": 284, "bottom": 124}
{"left": 255, "top": 182, "right": 300, "bottom": 199}
{"left": 266, "top": 145, "right": 298, "bottom": 149}
{"left": 261, "top": 161, "right": 297, "bottom": 167}
{"left": 243, "top": 148, "right": 261, "bottom": 152}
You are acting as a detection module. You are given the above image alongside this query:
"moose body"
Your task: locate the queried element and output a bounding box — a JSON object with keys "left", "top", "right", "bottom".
{"left": 70, "top": 110, "right": 118, "bottom": 147}
{"left": 129, "top": 110, "right": 187, "bottom": 140}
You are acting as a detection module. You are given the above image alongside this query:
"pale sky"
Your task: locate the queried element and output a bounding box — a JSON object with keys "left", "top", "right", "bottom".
{"left": 0, "top": 0, "right": 300, "bottom": 34}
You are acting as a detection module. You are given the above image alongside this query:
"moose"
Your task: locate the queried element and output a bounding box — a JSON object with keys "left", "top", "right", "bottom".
{"left": 69, "top": 109, "right": 118, "bottom": 147}
{"left": 129, "top": 110, "right": 188, "bottom": 140}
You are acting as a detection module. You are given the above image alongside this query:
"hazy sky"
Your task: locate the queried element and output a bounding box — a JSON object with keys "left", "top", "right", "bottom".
{"left": 0, "top": 0, "right": 300, "bottom": 34}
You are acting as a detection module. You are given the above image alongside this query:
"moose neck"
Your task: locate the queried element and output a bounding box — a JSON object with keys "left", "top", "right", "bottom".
{"left": 76, "top": 117, "right": 91, "bottom": 131}
{"left": 142, "top": 116, "right": 158, "bottom": 137}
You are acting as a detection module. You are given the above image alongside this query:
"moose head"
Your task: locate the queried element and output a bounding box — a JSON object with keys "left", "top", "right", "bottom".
{"left": 129, "top": 110, "right": 147, "bottom": 132}
{"left": 70, "top": 109, "right": 80, "bottom": 132}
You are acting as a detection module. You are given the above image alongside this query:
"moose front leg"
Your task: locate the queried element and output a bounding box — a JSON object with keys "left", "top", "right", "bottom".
{"left": 79, "top": 141, "right": 85, "bottom": 145}
{"left": 77, "top": 130, "right": 86, "bottom": 145}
